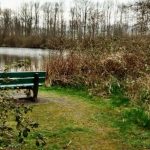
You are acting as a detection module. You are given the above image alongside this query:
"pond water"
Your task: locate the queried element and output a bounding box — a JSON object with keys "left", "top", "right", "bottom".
{"left": 0, "top": 47, "right": 57, "bottom": 72}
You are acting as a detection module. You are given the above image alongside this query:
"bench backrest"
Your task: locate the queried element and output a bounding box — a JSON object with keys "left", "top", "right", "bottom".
{"left": 0, "top": 71, "right": 46, "bottom": 86}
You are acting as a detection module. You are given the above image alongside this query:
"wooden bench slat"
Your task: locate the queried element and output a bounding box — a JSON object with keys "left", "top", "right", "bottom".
{"left": 0, "top": 71, "right": 46, "bottom": 78}
{"left": 0, "top": 83, "right": 42, "bottom": 89}
{"left": 0, "top": 77, "right": 45, "bottom": 86}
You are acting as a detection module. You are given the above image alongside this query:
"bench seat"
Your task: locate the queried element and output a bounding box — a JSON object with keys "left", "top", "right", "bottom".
{"left": 0, "top": 71, "right": 46, "bottom": 101}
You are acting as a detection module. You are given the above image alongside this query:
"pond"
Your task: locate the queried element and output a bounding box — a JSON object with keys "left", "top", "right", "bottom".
{"left": 0, "top": 47, "right": 58, "bottom": 72}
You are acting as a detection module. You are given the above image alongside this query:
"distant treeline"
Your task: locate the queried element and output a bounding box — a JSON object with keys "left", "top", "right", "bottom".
{"left": 0, "top": 0, "right": 149, "bottom": 49}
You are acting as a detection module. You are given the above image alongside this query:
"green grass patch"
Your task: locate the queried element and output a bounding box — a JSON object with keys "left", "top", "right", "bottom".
{"left": 8, "top": 85, "right": 150, "bottom": 149}
{"left": 40, "top": 85, "right": 91, "bottom": 99}
{"left": 40, "top": 85, "right": 109, "bottom": 108}
{"left": 40, "top": 86, "right": 150, "bottom": 149}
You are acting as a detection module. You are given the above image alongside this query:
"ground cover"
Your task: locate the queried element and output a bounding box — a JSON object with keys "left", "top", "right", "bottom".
{"left": 19, "top": 86, "right": 150, "bottom": 150}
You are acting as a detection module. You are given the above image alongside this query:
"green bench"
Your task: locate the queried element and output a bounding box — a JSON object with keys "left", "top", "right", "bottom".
{"left": 0, "top": 71, "right": 46, "bottom": 101}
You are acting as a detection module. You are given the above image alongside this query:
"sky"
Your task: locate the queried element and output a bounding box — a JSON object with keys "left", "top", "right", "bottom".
{"left": 0, "top": 0, "right": 134, "bottom": 10}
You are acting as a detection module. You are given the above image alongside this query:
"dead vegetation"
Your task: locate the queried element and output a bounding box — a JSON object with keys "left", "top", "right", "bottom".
{"left": 46, "top": 38, "right": 150, "bottom": 105}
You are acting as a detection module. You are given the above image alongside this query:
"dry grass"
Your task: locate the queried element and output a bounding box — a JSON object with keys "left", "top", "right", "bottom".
{"left": 45, "top": 38, "right": 150, "bottom": 105}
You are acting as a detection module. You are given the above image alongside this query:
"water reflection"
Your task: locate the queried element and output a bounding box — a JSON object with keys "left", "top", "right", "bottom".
{"left": 0, "top": 47, "right": 53, "bottom": 72}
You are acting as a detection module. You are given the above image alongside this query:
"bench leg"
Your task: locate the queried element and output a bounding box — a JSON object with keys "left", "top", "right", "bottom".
{"left": 33, "top": 86, "right": 38, "bottom": 102}
{"left": 33, "top": 73, "right": 39, "bottom": 102}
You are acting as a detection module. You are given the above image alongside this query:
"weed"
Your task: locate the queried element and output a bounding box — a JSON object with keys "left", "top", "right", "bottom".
{"left": 107, "top": 78, "right": 130, "bottom": 106}
{"left": 140, "top": 89, "right": 150, "bottom": 103}
{"left": 108, "top": 78, "right": 124, "bottom": 95}
{"left": 111, "top": 95, "right": 130, "bottom": 107}
{"left": 123, "top": 107, "right": 150, "bottom": 129}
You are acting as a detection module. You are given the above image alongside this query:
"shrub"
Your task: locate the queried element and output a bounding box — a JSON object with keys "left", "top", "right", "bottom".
{"left": 0, "top": 90, "right": 40, "bottom": 149}
{"left": 0, "top": 63, "right": 46, "bottom": 149}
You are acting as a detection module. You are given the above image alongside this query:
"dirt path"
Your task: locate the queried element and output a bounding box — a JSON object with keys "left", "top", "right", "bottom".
{"left": 24, "top": 90, "right": 132, "bottom": 150}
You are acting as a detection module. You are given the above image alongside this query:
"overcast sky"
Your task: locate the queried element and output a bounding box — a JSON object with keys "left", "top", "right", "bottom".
{"left": 0, "top": 0, "right": 135, "bottom": 10}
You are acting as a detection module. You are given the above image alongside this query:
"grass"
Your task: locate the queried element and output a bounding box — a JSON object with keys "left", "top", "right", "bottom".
{"left": 19, "top": 86, "right": 150, "bottom": 149}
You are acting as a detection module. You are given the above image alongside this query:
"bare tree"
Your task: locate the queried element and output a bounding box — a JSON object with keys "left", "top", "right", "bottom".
{"left": 2, "top": 9, "right": 12, "bottom": 39}
{"left": 20, "top": 3, "right": 33, "bottom": 36}
{"left": 34, "top": 2, "right": 40, "bottom": 34}
{"left": 54, "top": 2, "right": 59, "bottom": 37}
{"left": 41, "top": 2, "right": 52, "bottom": 36}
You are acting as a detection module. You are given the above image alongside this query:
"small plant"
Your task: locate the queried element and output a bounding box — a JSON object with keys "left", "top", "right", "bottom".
{"left": 140, "top": 89, "right": 150, "bottom": 103}
{"left": 107, "top": 78, "right": 129, "bottom": 106}
{"left": 108, "top": 78, "right": 124, "bottom": 95}
{"left": 0, "top": 62, "right": 46, "bottom": 149}
{"left": 123, "top": 107, "right": 150, "bottom": 129}
{"left": 0, "top": 90, "right": 37, "bottom": 148}
{"left": 111, "top": 95, "right": 130, "bottom": 107}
